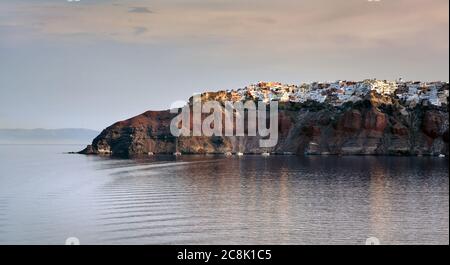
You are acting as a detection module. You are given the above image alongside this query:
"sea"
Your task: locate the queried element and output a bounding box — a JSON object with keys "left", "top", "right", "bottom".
{"left": 0, "top": 144, "right": 448, "bottom": 245}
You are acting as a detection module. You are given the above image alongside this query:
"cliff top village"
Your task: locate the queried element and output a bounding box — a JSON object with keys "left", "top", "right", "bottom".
{"left": 200, "top": 80, "right": 449, "bottom": 108}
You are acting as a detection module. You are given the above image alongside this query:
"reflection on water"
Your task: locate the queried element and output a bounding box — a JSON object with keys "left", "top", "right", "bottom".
{"left": 0, "top": 145, "right": 448, "bottom": 244}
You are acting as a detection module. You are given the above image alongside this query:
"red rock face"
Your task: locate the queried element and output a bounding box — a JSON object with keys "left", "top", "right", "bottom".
{"left": 79, "top": 98, "right": 449, "bottom": 157}
{"left": 392, "top": 123, "right": 409, "bottom": 136}
{"left": 278, "top": 112, "right": 293, "bottom": 137}
{"left": 339, "top": 110, "right": 362, "bottom": 132}
{"left": 422, "top": 111, "right": 444, "bottom": 139}
{"left": 364, "top": 109, "right": 387, "bottom": 132}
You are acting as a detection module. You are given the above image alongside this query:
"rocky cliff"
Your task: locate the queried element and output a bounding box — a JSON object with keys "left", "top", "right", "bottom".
{"left": 80, "top": 80, "right": 449, "bottom": 157}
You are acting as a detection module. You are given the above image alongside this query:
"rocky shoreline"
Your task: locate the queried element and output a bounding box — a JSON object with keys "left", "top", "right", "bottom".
{"left": 79, "top": 80, "right": 449, "bottom": 158}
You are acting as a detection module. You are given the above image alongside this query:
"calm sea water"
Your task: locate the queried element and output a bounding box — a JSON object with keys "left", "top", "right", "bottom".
{"left": 0, "top": 144, "right": 448, "bottom": 245}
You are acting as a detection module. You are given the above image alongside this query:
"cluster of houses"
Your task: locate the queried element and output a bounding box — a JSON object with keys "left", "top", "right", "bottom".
{"left": 222, "top": 79, "right": 448, "bottom": 107}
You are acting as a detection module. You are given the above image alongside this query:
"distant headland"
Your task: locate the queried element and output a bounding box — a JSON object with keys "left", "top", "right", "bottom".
{"left": 0, "top": 128, "right": 99, "bottom": 145}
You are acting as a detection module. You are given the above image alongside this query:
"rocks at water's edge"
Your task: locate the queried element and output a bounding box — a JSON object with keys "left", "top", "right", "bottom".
{"left": 79, "top": 80, "right": 449, "bottom": 157}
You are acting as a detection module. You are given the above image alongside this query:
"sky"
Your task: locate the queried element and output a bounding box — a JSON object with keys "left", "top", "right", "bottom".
{"left": 0, "top": 0, "right": 448, "bottom": 130}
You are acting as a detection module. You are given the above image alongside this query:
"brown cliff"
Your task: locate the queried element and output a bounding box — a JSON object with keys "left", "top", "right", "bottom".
{"left": 79, "top": 89, "right": 449, "bottom": 157}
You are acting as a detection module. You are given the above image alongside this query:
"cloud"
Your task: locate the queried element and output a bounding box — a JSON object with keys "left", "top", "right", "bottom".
{"left": 0, "top": 0, "right": 447, "bottom": 53}
{"left": 128, "top": 7, "right": 152, "bottom": 14}
{"left": 133, "top": 26, "right": 148, "bottom": 35}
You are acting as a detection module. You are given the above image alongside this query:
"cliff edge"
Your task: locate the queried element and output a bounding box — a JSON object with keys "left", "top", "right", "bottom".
{"left": 80, "top": 80, "right": 449, "bottom": 157}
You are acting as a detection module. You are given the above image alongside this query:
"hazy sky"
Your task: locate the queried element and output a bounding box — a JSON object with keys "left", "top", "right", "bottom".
{"left": 0, "top": 0, "right": 448, "bottom": 130}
